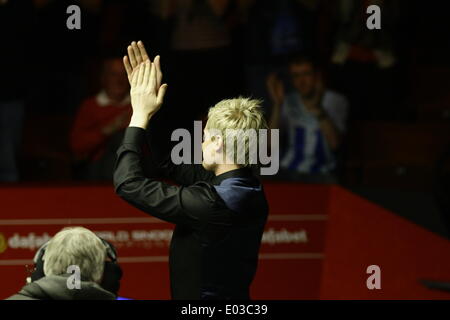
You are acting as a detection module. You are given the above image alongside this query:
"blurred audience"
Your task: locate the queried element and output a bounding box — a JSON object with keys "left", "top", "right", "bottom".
{"left": 331, "top": 0, "right": 399, "bottom": 69}
{"left": 267, "top": 55, "right": 348, "bottom": 183}
{"left": 327, "top": 0, "right": 402, "bottom": 121}
{"left": 70, "top": 57, "right": 131, "bottom": 181}
{"left": 0, "top": 0, "right": 432, "bottom": 187}
{"left": 238, "top": 0, "right": 321, "bottom": 111}
{"left": 7, "top": 226, "right": 121, "bottom": 300}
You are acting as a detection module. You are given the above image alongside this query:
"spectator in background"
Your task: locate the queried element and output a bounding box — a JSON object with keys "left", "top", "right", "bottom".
{"left": 331, "top": 0, "right": 399, "bottom": 69}
{"left": 327, "top": 0, "right": 402, "bottom": 120}
{"left": 267, "top": 55, "right": 348, "bottom": 183}
{"left": 71, "top": 57, "right": 131, "bottom": 181}
{"left": 0, "top": 0, "right": 33, "bottom": 182}
{"left": 237, "top": 0, "right": 321, "bottom": 111}
{"left": 7, "top": 227, "right": 120, "bottom": 300}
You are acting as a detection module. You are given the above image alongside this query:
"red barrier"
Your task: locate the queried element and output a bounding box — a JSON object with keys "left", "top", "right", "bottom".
{"left": 0, "top": 183, "right": 449, "bottom": 299}
{"left": 320, "top": 186, "right": 450, "bottom": 299}
{"left": 0, "top": 183, "right": 328, "bottom": 299}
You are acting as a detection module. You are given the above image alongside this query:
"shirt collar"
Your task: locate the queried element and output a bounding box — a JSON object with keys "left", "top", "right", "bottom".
{"left": 212, "top": 167, "right": 254, "bottom": 185}
{"left": 96, "top": 90, "right": 131, "bottom": 107}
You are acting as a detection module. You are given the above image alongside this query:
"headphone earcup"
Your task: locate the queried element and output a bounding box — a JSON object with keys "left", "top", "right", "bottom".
{"left": 100, "top": 261, "right": 123, "bottom": 296}
{"left": 30, "top": 242, "right": 48, "bottom": 282}
{"left": 30, "top": 257, "right": 46, "bottom": 282}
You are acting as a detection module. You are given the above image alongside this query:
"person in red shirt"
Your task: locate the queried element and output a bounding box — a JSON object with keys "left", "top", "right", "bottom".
{"left": 71, "top": 57, "right": 132, "bottom": 181}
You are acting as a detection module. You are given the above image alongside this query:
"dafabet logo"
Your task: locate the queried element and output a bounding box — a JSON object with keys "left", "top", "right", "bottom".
{"left": 0, "top": 233, "right": 7, "bottom": 254}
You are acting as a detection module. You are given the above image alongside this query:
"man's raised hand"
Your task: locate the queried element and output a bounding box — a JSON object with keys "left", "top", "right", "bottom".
{"left": 266, "top": 72, "right": 285, "bottom": 107}
{"left": 128, "top": 60, "right": 168, "bottom": 129}
{"left": 123, "top": 41, "right": 163, "bottom": 89}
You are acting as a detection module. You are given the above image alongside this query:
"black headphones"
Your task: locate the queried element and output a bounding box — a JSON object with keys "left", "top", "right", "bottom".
{"left": 30, "top": 236, "right": 123, "bottom": 296}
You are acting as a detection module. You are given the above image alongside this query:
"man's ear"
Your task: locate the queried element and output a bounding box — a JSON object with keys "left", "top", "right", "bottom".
{"left": 213, "top": 135, "right": 223, "bottom": 152}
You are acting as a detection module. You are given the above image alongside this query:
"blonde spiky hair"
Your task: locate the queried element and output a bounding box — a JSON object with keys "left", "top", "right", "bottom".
{"left": 205, "top": 97, "right": 268, "bottom": 167}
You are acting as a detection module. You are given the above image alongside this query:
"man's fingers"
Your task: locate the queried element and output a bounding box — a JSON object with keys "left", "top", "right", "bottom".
{"left": 127, "top": 43, "right": 138, "bottom": 68}
{"left": 149, "top": 62, "right": 157, "bottom": 92}
{"left": 131, "top": 67, "right": 139, "bottom": 87}
{"left": 267, "top": 75, "right": 276, "bottom": 91}
{"left": 132, "top": 41, "right": 143, "bottom": 65}
{"left": 143, "top": 60, "right": 151, "bottom": 86}
{"left": 137, "top": 62, "right": 145, "bottom": 85}
{"left": 154, "top": 55, "right": 162, "bottom": 88}
{"left": 138, "top": 41, "right": 150, "bottom": 63}
{"left": 157, "top": 84, "right": 168, "bottom": 105}
{"left": 123, "top": 56, "right": 133, "bottom": 80}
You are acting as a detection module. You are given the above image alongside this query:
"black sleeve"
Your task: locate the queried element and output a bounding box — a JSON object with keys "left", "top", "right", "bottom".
{"left": 145, "top": 130, "right": 215, "bottom": 185}
{"left": 157, "top": 156, "right": 215, "bottom": 186}
{"left": 113, "top": 127, "right": 208, "bottom": 227}
{"left": 142, "top": 128, "right": 215, "bottom": 186}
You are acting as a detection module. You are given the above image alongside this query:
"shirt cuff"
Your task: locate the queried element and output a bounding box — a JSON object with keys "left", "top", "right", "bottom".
{"left": 120, "top": 127, "right": 146, "bottom": 153}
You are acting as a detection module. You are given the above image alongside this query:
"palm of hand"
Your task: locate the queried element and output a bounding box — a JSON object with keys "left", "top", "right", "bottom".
{"left": 129, "top": 61, "right": 166, "bottom": 117}
{"left": 123, "top": 41, "right": 167, "bottom": 118}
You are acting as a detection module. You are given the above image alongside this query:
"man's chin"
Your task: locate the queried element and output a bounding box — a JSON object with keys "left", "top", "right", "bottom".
{"left": 202, "top": 161, "right": 214, "bottom": 172}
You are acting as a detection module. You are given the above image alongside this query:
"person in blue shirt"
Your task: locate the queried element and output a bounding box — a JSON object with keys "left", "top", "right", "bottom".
{"left": 267, "top": 55, "right": 349, "bottom": 181}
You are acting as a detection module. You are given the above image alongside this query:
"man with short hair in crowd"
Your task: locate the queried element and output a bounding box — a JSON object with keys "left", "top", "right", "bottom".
{"left": 267, "top": 55, "right": 349, "bottom": 183}
{"left": 7, "top": 227, "right": 119, "bottom": 300}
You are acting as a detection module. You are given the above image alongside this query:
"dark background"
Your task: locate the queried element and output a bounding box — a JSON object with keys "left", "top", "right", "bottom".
{"left": 1, "top": 0, "right": 449, "bottom": 238}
